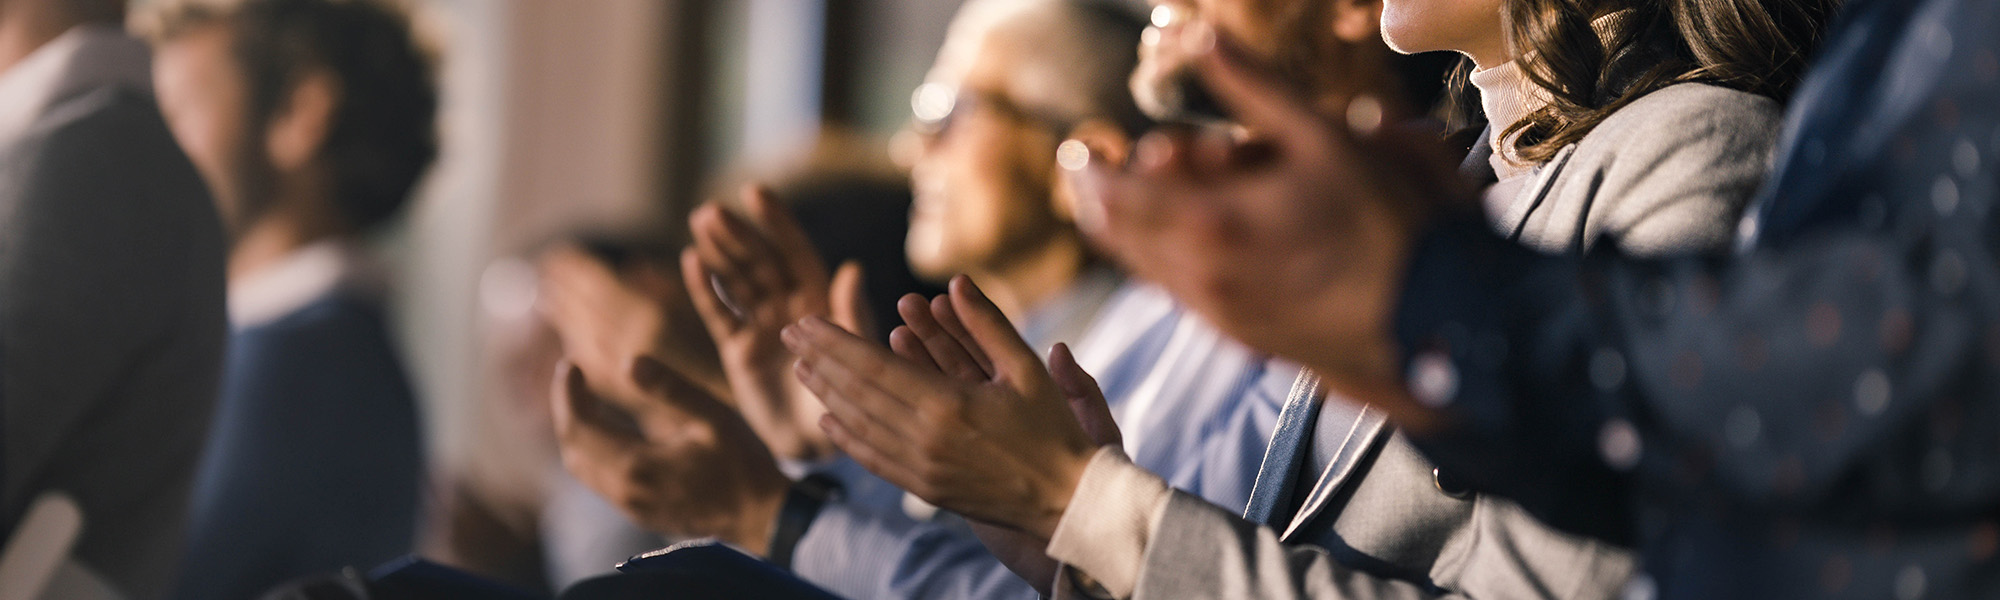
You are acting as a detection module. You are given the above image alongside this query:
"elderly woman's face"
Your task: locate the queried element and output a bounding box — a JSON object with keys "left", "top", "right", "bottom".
{"left": 905, "top": 30, "right": 1070, "bottom": 281}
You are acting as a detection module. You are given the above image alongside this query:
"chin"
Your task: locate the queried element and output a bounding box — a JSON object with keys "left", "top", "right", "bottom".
{"left": 1377, "top": 7, "right": 1435, "bottom": 55}
{"left": 904, "top": 228, "right": 954, "bottom": 281}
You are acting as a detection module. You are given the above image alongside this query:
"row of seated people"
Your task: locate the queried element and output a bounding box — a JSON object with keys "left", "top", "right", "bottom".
{"left": 5, "top": 0, "right": 1995, "bottom": 597}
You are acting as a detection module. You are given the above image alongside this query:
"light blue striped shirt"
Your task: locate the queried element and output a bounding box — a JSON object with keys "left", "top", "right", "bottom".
{"left": 792, "top": 279, "right": 1293, "bottom": 598}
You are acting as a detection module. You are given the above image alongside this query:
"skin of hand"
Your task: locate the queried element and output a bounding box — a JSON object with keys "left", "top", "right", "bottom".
{"left": 549, "top": 356, "right": 790, "bottom": 556}
{"left": 1067, "top": 23, "right": 1473, "bottom": 428}
{"left": 783, "top": 276, "right": 1100, "bottom": 541}
{"left": 683, "top": 185, "right": 873, "bottom": 462}
{"left": 886, "top": 292, "right": 1122, "bottom": 595}
{"left": 537, "top": 244, "right": 727, "bottom": 402}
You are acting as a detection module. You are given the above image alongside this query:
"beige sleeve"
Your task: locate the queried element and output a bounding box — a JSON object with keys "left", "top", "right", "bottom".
{"left": 1044, "top": 447, "right": 1174, "bottom": 599}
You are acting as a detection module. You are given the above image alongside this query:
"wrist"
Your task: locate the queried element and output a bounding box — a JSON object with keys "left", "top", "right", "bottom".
{"left": 1028, "top": 444, "right": 1096, "bottom": 540}
{"left": 733, "top": 478, "right": 788, "bottom": 557}
{"left": 763, "top": 473, "right": 841, "bottom": 570}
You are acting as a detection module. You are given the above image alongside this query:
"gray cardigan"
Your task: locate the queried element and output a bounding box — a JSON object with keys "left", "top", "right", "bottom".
{"left": 1493, "top": 82, "right": 1781, "bottom": 256}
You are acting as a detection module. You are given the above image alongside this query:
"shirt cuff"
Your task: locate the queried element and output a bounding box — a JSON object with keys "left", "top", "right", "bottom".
{"left": 1044, "top": 446, "right": 1173, "bottom": 599}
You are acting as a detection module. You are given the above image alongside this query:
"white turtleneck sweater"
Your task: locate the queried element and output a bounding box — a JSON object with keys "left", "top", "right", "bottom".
{"left": 1469, "top": 60, "right": 1554, "bottom": 221}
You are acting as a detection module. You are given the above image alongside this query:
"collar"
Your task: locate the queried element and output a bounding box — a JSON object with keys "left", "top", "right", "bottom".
{"left": 0, "top": 25, "right": 151, "bottom": 146}
{"left": 1468, "top": 61, "right": 1551, "bottom": 181}
{"left": 1018, "top": 265, "right": 1125, "bottom": 352}
{"left": 228, "top": 240, "right": 383, "bottom": 328}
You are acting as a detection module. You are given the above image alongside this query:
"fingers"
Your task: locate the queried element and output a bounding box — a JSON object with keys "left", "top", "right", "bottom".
{"left": 549, "top": 362, "right": 649, "bottom": 507}
{"left": 945, "top": 276, "right": 1049, "bottom": 384}
{"left": 830, "top": 261, "right": 875, "bottom": 338}
{"left": 742, "top": 185, "right": 831, "bottom": 294}
{"left": 1187, "top": 23, "right": 1340, "bottom": 150}
{"left": 689, "top": 203, "right": 794, "bottom": 314}
{"left": 680, "top": 248, "right": 743, "bottom": 334}
{"left": 549, "top": 360, "right": 579, "bottom": 438}
{"left": 889, "top": 326, "right": 944, "bottom": 374}
{"left": 818, "top": 413, "right": 928, "bottom": 497}
{"left": 537, "top": 246, "right": 610, "bottom": 327}
{"left": 552, "top": 361, "right": 645, "bottom": 445}
{"left": 927, "top": 294, "right": 996, "bottom": 376}
{"left": 1064, "top": 136, "right": 1207, "bottom": 288}
{"left": 1050, "top": 344, "right": 1121, "bottom": 447}
{"left": 900, "top": 293, "right": 991, "bottom": 381}
{"left": 785, "top": 316, "right": 945, "bottom": 438}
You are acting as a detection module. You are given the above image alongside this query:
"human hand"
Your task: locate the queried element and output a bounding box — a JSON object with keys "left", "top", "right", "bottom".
{"left": 683, "top": 185, "right": 873, "bottom": 461}
{"left": 784, "top": 276, "right": 1099, "bottom": 540}
{"left": 883, "top": 291, "right": 1121, "bottom": 595}
{"left": 889, "top": 292, "right": 1121, "bottom": 449}
{"left": 1068, "top": 24, "right": 1472, "bottom": 421}
{"left": 550, "top": 357, "right": 789, "bottom": 556}
{"left": 537, "top": 244, "right": 725, "bottom": 401}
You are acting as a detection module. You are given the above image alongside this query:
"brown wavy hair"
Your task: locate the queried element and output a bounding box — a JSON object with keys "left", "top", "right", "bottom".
{"left": 1451, "top": 0, "right": 1841, "bottom": 163}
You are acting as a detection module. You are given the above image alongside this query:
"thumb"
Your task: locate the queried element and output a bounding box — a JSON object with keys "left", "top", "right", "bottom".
{"left": 553, "top": 360, "right": 644, "bottom": 443}
{"left": 1050, "top": 343, "right": 1121, "bottom": 448}
{"left": 830, "top": 260, "right": 875, "bottom": 338}
{"left": 680, "top": 247, "right": 742, "bottom": 336}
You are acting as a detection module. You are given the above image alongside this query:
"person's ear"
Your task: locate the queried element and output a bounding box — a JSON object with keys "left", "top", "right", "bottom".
{"left": 1330, "top": 0, "right": 1384, "bottom": 44}
{"left": 1051, "top": 119, "right": 1133, "bottom": 224}
{"left": 265, "top": 69, "right": 340, "bottom": 173}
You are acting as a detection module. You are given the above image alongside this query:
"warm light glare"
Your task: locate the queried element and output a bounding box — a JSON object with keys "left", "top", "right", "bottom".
{"left": 911, "top": 82, "right": 956, "bottom": 124}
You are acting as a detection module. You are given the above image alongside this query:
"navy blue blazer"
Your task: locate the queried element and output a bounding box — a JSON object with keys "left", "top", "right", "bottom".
{"left": 1393, "top": 0, "right": 2000, "bottom": 597}
{"left": 174, "top": 291, "right": 424, "bottom": 600}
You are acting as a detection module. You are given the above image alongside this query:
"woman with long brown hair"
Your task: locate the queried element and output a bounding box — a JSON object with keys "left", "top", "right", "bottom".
{"left": 1388, "top": 0, "right": 1839, "bottom": 255}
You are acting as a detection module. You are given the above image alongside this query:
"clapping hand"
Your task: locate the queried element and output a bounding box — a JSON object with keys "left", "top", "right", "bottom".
{"left": 550, "top": 357, "right": 789, "bottom": 556}
{"left": 783, "top": 276, "right": 1111, "bottom": 542}
{"left": 1067, "top": 24, "right": 1472, "bottom": 423}
{"left": 537, "top": 243, "right": 726, "bottom": 402}
{"left": 683, "top": 185, "right": 873, "bottom": 461}
{"left": 883, "top": 287, "right": 1121, "bottom": 594}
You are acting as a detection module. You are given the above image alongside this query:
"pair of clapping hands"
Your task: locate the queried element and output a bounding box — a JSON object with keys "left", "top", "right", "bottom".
{"left": 538, "top": 181, "right": 1120, "bottom": 590}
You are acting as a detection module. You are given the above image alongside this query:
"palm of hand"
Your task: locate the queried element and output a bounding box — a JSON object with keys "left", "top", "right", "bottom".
{"left": 685, "top": 189, "right": 872, "bottom": 461}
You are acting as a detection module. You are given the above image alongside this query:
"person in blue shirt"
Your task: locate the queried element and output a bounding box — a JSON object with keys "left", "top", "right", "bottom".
{"left": 143, "top": 0, "right": 435, "bottom": 597}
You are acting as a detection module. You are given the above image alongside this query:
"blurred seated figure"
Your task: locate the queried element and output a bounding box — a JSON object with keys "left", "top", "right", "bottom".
{"left": 141, "top": 0, "right": 435, "bottom": 597}
{"left": 0, "top": 0, "right": 226, "bottom": 596}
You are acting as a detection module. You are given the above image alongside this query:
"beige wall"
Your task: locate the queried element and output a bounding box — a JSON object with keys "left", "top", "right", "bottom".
{"left": 397, "top": 0, "right": 683, "bottom": 496}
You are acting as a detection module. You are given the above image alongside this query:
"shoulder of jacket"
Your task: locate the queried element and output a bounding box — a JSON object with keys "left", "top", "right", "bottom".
{"left": 1593, "top": 83, "right": 1782, "bottom": 140}
{"left": 28, "top": 85, "right": 164, "bottom": 143}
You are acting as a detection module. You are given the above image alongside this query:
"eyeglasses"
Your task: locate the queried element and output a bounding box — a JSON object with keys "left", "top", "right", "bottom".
{"left": 909, "top": 82, "right": 1077, "bottom": 141}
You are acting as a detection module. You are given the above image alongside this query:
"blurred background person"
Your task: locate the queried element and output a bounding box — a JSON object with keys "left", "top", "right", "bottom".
{"left": 140, "top": 0, "right": 436, "bottom": 597}
{"left": 0, "top": 0, "right": 226, "bottom": 596}
{"left": 899, "top": 0, "right": 1148, "bottom": 349}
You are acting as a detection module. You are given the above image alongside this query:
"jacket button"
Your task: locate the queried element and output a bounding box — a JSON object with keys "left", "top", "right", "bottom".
{"left": 1434, "top": 468, "right": 1473, "bottom": 499}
